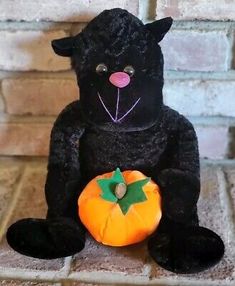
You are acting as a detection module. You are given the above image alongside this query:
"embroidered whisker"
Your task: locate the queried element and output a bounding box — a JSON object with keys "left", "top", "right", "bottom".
{"left": 118, "top": 97, "right": 141, "bottom": 122}
{"left": 97, "top": 92, "right": 116, "bottom": 122}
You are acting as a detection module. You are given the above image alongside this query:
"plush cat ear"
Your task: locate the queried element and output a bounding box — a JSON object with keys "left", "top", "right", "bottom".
{"left": 145, "top": 17, "right": 173, "bottom": 42}
{"left": 51, "top": 36, "right": 75, "bottom": 57}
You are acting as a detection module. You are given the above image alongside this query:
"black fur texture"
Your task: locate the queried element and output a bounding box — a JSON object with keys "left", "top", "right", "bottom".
{"left": 7, "top": 8, "right": 224, "bottom": 273}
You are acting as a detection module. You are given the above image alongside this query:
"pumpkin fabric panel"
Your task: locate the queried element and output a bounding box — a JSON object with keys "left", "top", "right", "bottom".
{"left": 78, "top": 169, "right": 162, "bottom": 246}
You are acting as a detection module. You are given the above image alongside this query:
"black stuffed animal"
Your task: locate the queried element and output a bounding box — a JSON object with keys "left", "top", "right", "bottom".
{"left": 7, "top": 8, "right": 224, "bottom": 274}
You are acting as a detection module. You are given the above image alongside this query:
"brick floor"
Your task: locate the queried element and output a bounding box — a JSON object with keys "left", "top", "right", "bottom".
{"left": 0, "top": 159, "right": 234, "bottom": 285}
{"left": 0, "top": 163, "right": 21, "bottom": 225}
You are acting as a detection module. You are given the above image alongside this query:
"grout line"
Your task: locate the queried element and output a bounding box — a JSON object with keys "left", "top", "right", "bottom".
{"left": 1, "top": 70, "right": 235, "bottom": 83}
{"left": 218, "top": 169, "right": 235, "bottom": 257}
{"left": 225, "top": 26, "right": 234, "bottom": 71}
{"left": 0, "top": 21, "right": 83, "bottom": 31}
{"left": 139, "top": 0, "right": 156, "bottom": 21}
{"left": 164, "top": 71, "right": 235, "bottom": 81}
{"left": 200, "top": 159, "right": 235, "bottom": 167}
{"left": 0, "top": 115, "right": 56, "bottom": 123}
{"left": 0, "top": 70, "right": 75, "bottom": 80}
{"left": 67, "top": 270, "right": 233, "bottom": 286}
{"left": 216, "top": 168, "right": 235, "bottom": 261}
{"left": 0, "top": 268, "right": 66, "bottom": 282}
{"left": 171, "top": 21, "right": 234, "bottom": 31}
{"left": 68, "top": 271, "right": 150, "bottom": 285}
{"left": 3, "top": 69, "right": 235, "bottom": 82}
{"left": 188, "top": 116, "right": 235, "bottom": 127}
{"left": 0, "top": 80, "right": 5, "bottom": 113}
{"left": 62, "top": 256, "right": 73, "bottom": 278}
{"left": 0, "top": 82, "right": 7, "bottom": 114}
{"left": 0, "top": 164, "right": 26, "bottom": 241}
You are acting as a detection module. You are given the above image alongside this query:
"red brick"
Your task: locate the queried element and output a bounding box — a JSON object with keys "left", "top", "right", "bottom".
{"left": 164, "top": 80, "right": 235, "bottom": 117}
{"left": 0, "top": 123, "right": 52, "bottom": 156}
{"left": 161, "top": 30, "right": 229, "bottom": 72}
{"left": 157, "top": 0, "right": 235, "bottom": 21}
{"left": 0, "top": 31, "right": 70, "bottom": 71}
{"left": 195, "top": 126, "right": 229, "bottom": 159}
{"left": 71, "top": 236, "right": 149, "bottom": 277}
{"left": 2, "top": 79, "right": 78, "bottom": 116}
{"left": 10, "top": 166, "right": 48, "bottom": 221}
{"left": 0, "top": 0, "right": 139, "bottom": 22}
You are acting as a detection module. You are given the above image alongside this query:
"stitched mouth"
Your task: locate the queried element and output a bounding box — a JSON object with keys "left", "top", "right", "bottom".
{"left": 97, "top": 88, "right": 141, "bottom": 123}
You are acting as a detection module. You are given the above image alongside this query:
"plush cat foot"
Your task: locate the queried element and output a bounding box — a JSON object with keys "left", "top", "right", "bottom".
{"left": 7, "top": 217, "right": 85, "bottom": 259}
{"left": 148, "top": 226, "right": 224, "bottom": 274}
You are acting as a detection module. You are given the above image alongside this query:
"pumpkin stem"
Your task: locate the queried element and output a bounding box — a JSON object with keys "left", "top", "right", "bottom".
{"left": 115, "top": 183, "right": 127, "bottom": 199}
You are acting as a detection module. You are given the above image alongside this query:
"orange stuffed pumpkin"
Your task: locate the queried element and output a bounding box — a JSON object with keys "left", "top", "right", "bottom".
{"left": 78, "top": 168, "right": 162, "bottom": 247}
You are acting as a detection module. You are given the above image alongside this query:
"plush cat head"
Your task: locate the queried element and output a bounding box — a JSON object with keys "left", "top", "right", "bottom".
{"left": 52, "top": 8, "right": 172, "bottom": 131}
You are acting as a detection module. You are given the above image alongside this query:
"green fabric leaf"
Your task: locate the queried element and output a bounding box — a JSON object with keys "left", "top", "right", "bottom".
{"left": 118, "top": 178, "right": 149, "bottom": 215}
{"left": 97, "top": 168, "right": 150, "bottom": 215}
{"left": 97, "top": 168, "right": 125, "bottom": 203}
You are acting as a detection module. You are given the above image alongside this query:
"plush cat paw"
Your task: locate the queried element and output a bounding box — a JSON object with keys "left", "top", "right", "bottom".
{"left": 7, "top": 217, "right": 85, "bottom": 259}
{"left": 148, "top": 225, "right": 224, "bottom": 274}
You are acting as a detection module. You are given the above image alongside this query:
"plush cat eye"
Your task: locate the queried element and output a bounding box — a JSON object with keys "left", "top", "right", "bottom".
{"left": 96, "top": 63, "right": 108, "bottom": 75}
{"left": 123, "top": 65, "right": 135, "bottom": 77}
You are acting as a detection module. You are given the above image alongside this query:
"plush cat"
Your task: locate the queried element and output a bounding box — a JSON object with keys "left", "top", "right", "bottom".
{"left": 7, "top": 8, "right": 224, "bottom": 274}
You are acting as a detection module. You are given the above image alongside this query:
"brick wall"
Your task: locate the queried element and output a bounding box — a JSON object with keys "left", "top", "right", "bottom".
{"left": 0, "top": 0, "right": 234, "bottom": 159}
{"left": 0, "top": 2, "right": 235, "bottom": 286}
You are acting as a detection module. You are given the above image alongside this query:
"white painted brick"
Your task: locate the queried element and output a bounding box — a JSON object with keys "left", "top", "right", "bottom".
{"left": 0, "top": 0, "right": 139, "bottom": 22}
{"left": 161, "top": 30, "right": 230, "bottom": 72}
{"left": 164, "top": 80, "right": 235, "bottom": 117}
{"left": 196, "top": 126, "right": 229, "bottom": 159}
{"left": 157, "top": 0, "right": 235, "bottom": 21}
{"left": 0, "top": 30, "right": 70, "bottom": 71}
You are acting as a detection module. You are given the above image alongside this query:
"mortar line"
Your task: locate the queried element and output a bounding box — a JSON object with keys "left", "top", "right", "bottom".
{"left": 62, "top": 256, "right": 73, "bottom": 278}
{"left": 3, "top": 70, "right": 235, "bottom": 81}
{"left": 67, "top": 270, "right": 233, "bottom": 286}
{"left": 217, "top": 168, "right": 235, "bottom": 257}
{"left": 0, "top": 268, "right": 66, "bottom": 282}
{"left": 1, "top": 71, "right": 235, "bottom": 81}
{"left": 225, "top": 25, "right": 234, "bottom": 71}
{"left": 0, "top": 21, "right": 74, "bottom": 31}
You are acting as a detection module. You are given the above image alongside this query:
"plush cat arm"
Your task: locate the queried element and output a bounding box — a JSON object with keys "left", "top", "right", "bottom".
{"left": 45, "top": 101, "right": 85, "bottom": 220}
{"left": 158, "top": 113, "right": 200, "bottom": 224}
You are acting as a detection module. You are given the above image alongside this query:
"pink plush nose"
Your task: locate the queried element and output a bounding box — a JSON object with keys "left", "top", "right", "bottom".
{"left": 109, "top": 72, "right": 130, "bottom": 88}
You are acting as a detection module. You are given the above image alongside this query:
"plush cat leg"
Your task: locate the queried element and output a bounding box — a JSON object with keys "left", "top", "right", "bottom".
{"left": 148, "top": 115, "right": 224, "bottom": 273}
{"left": 7, "top": 102, "right": 86, "bottom": 259}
